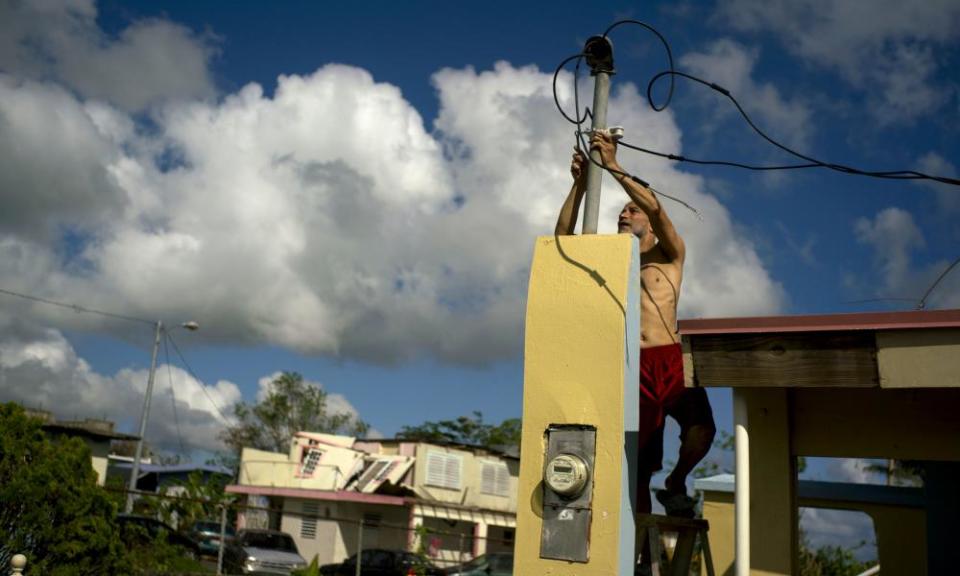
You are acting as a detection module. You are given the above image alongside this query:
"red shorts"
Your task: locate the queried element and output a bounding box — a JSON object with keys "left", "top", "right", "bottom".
{"left": 638, "top": 343, "right": 714, "bottom": 473}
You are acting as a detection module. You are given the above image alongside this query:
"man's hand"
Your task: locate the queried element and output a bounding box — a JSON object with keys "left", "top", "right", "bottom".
{"left": 571, "top": 149, "right": 587, "bottom": 182}
{"left": 590, "top": 130, "right": 620, "bottom": 172}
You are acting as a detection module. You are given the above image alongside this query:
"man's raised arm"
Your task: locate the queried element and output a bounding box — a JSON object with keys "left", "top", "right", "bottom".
{"left": 555, "top": 149, "right": 588, "bottom": 236}
{"left": 591, "top": 132, "right": 686, "bottom": 262}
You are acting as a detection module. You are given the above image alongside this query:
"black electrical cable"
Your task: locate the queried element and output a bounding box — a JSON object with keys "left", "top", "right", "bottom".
{"left": 554, "top": 19, "right": 960, "bottom": 188}
{"left": 0, "top": 286, "right": 154, "bottom": 325}
{"left": 644, "top": 70, "right": 960, "bottom": 186}
{"left": 552, "top": 53, "right": 589, "bottom": 126}
{"left": 557, "top": 22, "right": 700, "bottom": 217}
{"left": 917, "top": 255, "right": 960, "bottom": 310}
{"left": 602, "top": 19, "right": 676, "bottom": 112}
{"left": 618, "top": 140, "right": 821, "bottom": 172}
{"left": 576, "top": 130, "right": 703, "bottom": 219}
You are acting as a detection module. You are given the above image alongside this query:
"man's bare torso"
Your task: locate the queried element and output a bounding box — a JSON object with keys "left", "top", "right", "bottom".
{"left": 640, "top": 244, "right": 682, "bottom": 348}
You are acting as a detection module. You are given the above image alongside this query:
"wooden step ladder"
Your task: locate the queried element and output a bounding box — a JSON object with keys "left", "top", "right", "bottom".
{"left": 637, "top": 513, "right": 715, "bottom": 576}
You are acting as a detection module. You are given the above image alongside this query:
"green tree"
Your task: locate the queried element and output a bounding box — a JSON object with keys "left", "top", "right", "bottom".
{"left": 397, "top": 411, "right": 521, "bottom": 452}
{"left": 142, "top": 470, "right": 236, "bottom": 532}
{"left": 220, "top": 371, "right": 370, "bottom": 458}
{"left": 862, "top": 459, "right": 924, "bottom": 486}
{"left": 0, "top": 403, "right": 130, "bottom": 575}
{"left": 799, "top": 527, "right": 873, "bottom": 576}
{"left": 694, "top": 430, "right": 872, "bottom": 574}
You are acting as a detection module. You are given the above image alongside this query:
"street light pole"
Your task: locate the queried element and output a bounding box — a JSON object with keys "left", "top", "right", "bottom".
{"left": 125, "top": 319, "right": 199, "bottom": 513}
{"left": 126, "top": 320, "right": 163, "bottom": 513}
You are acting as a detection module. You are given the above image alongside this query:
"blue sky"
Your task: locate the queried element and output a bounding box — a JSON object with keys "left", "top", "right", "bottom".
{"left": 1, "top": 0, "right": 958, "bottom": 556}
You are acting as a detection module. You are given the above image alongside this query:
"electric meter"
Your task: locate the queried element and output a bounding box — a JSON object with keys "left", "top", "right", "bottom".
{"left": 545, "top": 453, "right": 589, "bottom": 497}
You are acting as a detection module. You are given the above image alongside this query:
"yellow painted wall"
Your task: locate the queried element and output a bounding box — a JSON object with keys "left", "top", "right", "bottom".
{"left": 240, "top": 442, "right": 366, "bottom": 491}
{"left": 516, "top": 235, "right": 641, "bottom": 576}
{"left": 702, "top": 489, "right": 925, "bottom": 576}
{"left": 87, "top": 439, "right": 110, "bottom": 486}
{"left": 410, "top": 443, "right": 518, "bottom": 513}
{"left": 701, "top": 492, "right": 734, "bottom": 576}
{"left": 877, "top": 329, "right": 960, "bottom": 388}
{"left": 238, "top": 447, "right": 293, "bottom": 486}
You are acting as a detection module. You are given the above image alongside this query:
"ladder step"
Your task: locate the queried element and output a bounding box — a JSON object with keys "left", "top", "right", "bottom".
{"left": 637, "top": 513, "right": 715, "bottom": 576}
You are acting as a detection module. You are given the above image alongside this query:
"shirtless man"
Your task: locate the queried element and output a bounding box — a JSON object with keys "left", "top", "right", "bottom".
{"left": 555, "top": 131, "right": 716, "bottom": 522}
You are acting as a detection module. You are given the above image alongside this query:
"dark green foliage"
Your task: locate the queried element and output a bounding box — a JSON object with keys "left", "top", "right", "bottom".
{"left": 142, "top": 470, "right": 236, "bottom": 533}
{"left": 120, "top": 526, "right": 210, "bottom": 574}
{"left": 219, "top": 371, "right": 370, "bottom": 457}
{"left": 397, "top": 411, "right": 521, "bottom": 453}
{"left": 0, "top": 403, "right": 130, "bottom": 575}
{"left": 799, "top": 536, "right": 873, "bottom": 575}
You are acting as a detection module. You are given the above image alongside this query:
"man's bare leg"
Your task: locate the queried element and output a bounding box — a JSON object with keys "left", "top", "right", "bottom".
{"left": 664, "top": 423, "right": 716, "bottom": 494}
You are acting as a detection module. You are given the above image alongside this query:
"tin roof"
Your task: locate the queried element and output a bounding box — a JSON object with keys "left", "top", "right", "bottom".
{"left": 679, "top": 309, "right": 960, "bottom": 335}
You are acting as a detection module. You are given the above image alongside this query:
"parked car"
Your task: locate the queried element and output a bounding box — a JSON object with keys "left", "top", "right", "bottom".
{"left": 443, "top": 553, "right": 513, "bottom": 575}
{"left": 222, "top": 529, "right": 308, "bottom": 575}
{"left": 116, "top": 513, "right": 201, "bottom": 560}
{"left": 188, "top": 519, "right": 236, "bottom": 557}
{"left": 319, "top": 548, "right": 444, "bottom": 576}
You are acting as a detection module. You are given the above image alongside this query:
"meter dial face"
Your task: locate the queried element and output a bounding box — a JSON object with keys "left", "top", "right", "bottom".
{"left": 545, "top": 453, "right": 589, "bottom": 497}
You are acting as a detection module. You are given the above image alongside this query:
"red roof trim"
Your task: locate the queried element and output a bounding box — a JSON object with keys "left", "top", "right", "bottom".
{"left": 225, "top": 485, "right": 408, "bottom": 506}
{"left": 679, "top": 309, "right": 960, "bottom": 335}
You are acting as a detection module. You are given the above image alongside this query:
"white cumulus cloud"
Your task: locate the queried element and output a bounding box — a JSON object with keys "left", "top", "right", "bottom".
{"left": 680, "top": 39, "right": 813, "bottom": 150}
{"left": 1, "top": 59, "right": 785, "bottom": 366}
{"left": 853, "top": 206, "right": 958, "bottom": 308}
{"left": 716, "top": 0, "right": 960, "bottom": 124}
{"left": 0, "top": 317, "right": 240, "bottom": 454}
{"left": 0, "top": 0, "right": 217, "bottom": 112}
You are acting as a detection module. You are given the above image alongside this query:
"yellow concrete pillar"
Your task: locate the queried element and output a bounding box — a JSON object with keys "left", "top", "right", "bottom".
{"left": 515, "top": 235, "right": 641, "bottom": 576}
{"left": 744, "top": 388, "right": 797, "bottom": 575}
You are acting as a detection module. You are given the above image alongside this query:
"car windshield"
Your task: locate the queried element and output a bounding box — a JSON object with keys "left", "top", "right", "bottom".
{"left": 195, "top": 522, "right": 235, "bottom": 535}
{"left": 244, "top": 532, "right": 297, "bottom": 552}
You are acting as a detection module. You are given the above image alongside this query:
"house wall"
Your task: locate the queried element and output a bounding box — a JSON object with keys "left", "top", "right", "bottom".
{"left": 239, "top": 446, "right": 354, "bottom": 490}
{"left": 410, "top": 443, "right": 517, "bottom": 513}
{"left": 280, "top": 498, "right": 410, "bottom": 567}
{"left": 289, "top": 436, "right": 366, "bottom": 489}
{"left": 241, "top": 439, "right": 367, "bottom": 491}
{"left": 238, "top": 447, "right": 290, "bottom": 485}
{"left": 86, "top": 438, "right": 111, "bottom": 486}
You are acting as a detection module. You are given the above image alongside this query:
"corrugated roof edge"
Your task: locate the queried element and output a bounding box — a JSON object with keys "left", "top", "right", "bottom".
{"left": 679, "top": 309, "right": 960, "bottom": 335}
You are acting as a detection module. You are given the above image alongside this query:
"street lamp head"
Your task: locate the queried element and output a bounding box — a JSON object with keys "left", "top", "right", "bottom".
{"left": 181, "top": 321, "right": 200, "bottom": 331}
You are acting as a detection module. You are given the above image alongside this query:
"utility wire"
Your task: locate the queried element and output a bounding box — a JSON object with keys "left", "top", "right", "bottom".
{"left": 843, "top": 255, "right": 959, "bottom": 310}
{"left": 618, "top": 140, "right": 822, "bottom": 172}
{"left": 165, "top": 331, "right": 229, "bottom": 423}
{"left": 602, "top": 19, "right": 676, "bottom": 112}
{"left": 556, "top": 24, "right": 702, "bottom": 218}
{"left": 162, "top": 332, "right": 187, "bottom": 455}
{"left": 555, "top": 20, "right": 960, "bottom": 188}
{"left": 576, "top": 130, "right": 703, "bottom": 220}
{"left": 0, "top": 286, "right": 154, "bottom": 326}
{"left": 643, "top": 70, "right": 960, "bottom": 186}
{"left": 918, "top": 255, "right": 960, "bottom": 310}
